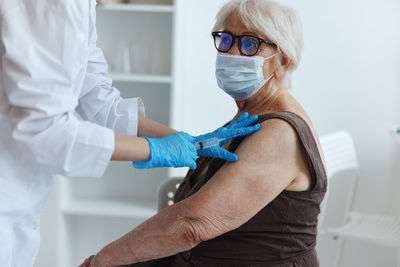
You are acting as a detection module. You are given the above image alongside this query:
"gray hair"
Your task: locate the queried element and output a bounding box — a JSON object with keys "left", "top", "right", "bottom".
{"left": 213, "top": 0, "right": 303, "bottom": 89}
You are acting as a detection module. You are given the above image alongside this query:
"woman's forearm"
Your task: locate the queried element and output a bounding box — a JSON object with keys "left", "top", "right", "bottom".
{"left": 111, "top": 115, "right": 179, "bottom": 162}
{"left": 137, "top": 114, "right": 178, "bottom": 138}
{"left": 111, "top": 136, "right": 150, "bottom": 161}
{"left": 95, "top": 202, "right": 200, "bottom": 265}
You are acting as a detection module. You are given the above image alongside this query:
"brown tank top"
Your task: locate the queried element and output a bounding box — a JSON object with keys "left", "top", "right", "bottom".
{"left": 129, "top": 111, "right": 327, "bottom": 267}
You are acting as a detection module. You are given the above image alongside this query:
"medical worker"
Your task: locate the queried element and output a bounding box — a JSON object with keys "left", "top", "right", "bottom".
{"left": 0, "top": 0, "right": 260, "bottom": 266}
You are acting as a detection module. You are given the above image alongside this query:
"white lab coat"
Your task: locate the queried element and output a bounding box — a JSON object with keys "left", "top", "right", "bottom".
{"left": 0, "top": 0, "right": 145, "bottom": 266}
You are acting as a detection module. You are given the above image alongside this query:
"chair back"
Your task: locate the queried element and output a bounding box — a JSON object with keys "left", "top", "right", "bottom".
{"left": 157, "top": 177, "right": 184, "bottom": 211}
{"left": 319, "top": 131, "right": 359, "bottom": 230}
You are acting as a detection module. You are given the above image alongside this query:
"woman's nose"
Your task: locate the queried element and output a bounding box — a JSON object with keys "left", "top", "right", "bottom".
{"left": 228, "top": 40, "right": 241, "bottom": 56}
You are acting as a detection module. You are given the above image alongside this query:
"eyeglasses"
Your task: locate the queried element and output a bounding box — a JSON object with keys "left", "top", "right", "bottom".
{"left": 212, "top": 31, "right": 277, "bottom": 56}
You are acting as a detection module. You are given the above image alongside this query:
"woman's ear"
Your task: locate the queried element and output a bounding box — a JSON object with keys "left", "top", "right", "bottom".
{"left": 274, "top": 55, "right": 292, "bottom": 80}
{"left": 281, "top": 55, "right": 292, "bottom": 72}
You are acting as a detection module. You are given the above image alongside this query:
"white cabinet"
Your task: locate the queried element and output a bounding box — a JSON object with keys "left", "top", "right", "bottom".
{"left": 50, "top": 1, "right": 233, "bottom": 266}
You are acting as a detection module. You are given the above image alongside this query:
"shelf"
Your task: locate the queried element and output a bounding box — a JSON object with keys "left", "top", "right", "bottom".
{"left": 110, "top": 73, "right": 173, "bottom": 84}
{"left": 62, "top": 198, "right": 157, "bottom": 219}
{"left": 98, "top": 4, "right": 174, "bottom": 13}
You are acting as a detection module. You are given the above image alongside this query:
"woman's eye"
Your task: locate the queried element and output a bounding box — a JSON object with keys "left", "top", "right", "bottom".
{"left": 219, "top": 35, "right": 232, "bottom": 50}
{"left": 245, "top": 38, "right": 256, "bottom": 48}
{"left": 241, "top": 37, "right": 258, "bottom": 55}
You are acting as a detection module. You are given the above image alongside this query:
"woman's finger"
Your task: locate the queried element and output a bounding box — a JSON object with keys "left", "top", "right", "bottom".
{"left": 225, "top": 112, "right": 249, "bottom": 129}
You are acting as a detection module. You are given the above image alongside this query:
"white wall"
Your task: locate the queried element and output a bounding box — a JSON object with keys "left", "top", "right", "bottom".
{"left": 286, "top": 0, "right": 400, "bottom": 216}
{"left": 287, "top": 1, "right": 400, "bottom": 265}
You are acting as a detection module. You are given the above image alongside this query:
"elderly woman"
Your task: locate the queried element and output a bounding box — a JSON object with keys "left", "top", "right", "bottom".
{"left": 81, "top": 0, "right": 327, "bottom": 266}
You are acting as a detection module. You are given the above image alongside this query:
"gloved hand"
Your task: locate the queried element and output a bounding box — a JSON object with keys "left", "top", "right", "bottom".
{"left": 194, "top": 112, "right": 260, "bottom": 161}
{"left": 133, "top": 132, "right": 197, "bottom": 170}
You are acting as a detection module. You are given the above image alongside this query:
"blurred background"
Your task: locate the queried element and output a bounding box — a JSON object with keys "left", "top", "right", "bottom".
{"left": 34, "top": 0, "right": 400, "bottom": 266}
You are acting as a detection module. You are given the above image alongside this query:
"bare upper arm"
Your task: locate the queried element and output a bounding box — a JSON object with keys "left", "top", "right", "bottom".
{"left": 179, "top": 118, "right": 303, "bottom": 241}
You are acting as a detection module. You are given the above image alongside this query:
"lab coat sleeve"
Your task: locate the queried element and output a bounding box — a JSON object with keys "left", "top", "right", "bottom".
{"left": 76, "top": 2, "right": 145, "bottom": 137}
{"left": 1, "top": 2, "right": 114, "bottom": 178}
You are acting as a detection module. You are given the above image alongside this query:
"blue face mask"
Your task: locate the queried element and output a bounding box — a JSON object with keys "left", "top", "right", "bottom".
{"left": 215, "top": 52, "right": 278, "bottom": 101}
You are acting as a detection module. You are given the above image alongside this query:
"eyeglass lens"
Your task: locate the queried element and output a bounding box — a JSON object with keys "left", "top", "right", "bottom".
{"left": 215, "top": 32, "right": 259, "bottom": 56}
{"left": 217, "top": 32, "right": 233, "bottom": 52}
{"left": 239, "top": 36, "right": 258, "bottom": 56}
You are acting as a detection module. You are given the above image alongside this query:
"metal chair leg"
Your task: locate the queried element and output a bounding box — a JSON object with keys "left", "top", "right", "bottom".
{"left": 397, "top": 247, "right": 400, "bottom": 267}
{"left": 333, "top": 237, "right": 344, "bottom": 267}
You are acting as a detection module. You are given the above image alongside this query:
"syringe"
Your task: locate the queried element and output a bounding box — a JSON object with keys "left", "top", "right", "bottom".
{"left": 194, "top": 136, "right": 222, "bottom": 150}
{"left": 194, "top": 130, "right": 249, "bottom": 150}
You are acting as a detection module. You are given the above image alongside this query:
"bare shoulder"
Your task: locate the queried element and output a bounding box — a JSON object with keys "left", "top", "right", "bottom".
{"left": 258, "top": 116, "right": 298, "bottom": 142}
{"left": 231, "top": 115, "right": 301, "bottom": 186}
{"left": 237, "top": 115, "right": 299, "bottom": 157}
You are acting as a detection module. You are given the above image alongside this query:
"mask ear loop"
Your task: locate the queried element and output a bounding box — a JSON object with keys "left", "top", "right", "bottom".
{"left": 262, "top": 46, "right": 281, "bottom": 80}
{"left": 264, "top": 51, "right": 281, "bottom": 61}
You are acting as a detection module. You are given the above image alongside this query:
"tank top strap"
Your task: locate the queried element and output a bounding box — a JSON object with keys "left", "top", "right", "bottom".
{"left": 228, "top": 111, "right": 327, "bottom": 192}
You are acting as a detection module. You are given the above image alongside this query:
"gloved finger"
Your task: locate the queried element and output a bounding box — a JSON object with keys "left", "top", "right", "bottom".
{"left": 233, "top": 112, "right": 249, "bottom": 123}
{"left": 224, "top": 124, "right": 261, "bottom": 140}
{"left": 220, "top": 124, "right": 261, "bottom": 144}
{"left": 189, "top": 160, "right": 197, "bottom": 170}
{"left": 189, "top": 141, "right": 198, "bottom": 155}
{"left": 133, "top": 161, "right": 151, "bottom": 169}
{"left": 180, "top": 136, "right": 197, "bottom": 169}
{"left": 216, "top": 147, "right": 238, "bottom": 162}
{"left": 182, "top": 134, "right": 198, "bottom": 157}
{"left": 219, "top": 139, "right": 229, "bottom": 146}
{"left": 188, "top": 148, "right": 198, "bottom": 169}
{"left": 185, "top": 149, "right": 197, "bottom": 169}
{"left": 229, "top": 115, "right": 259, "bottom": 129}
{"left": 225, "top": 112, "right": 248, "bottom": 129}
{"left": 179, "top": 131, "right": 195, "bottom": 143}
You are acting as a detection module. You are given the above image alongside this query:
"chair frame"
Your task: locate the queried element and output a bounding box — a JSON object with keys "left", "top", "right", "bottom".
{"left": 157, "top": 176, "right": 184, "bottom": 211}
{"left": 319, "top": 131, "right": 400, "bottom": 267}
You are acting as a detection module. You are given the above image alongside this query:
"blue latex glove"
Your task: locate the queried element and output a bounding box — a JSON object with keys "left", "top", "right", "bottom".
{"left": 194, "top": 112, "right": 260, "bottom": 161}
{"left": 133, "top": 132, "right": 197, "bottom": 170}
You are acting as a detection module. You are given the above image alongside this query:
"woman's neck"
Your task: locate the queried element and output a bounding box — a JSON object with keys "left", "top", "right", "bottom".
{"left": 234, "top": 86, "right": 286, "bottom": 118}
